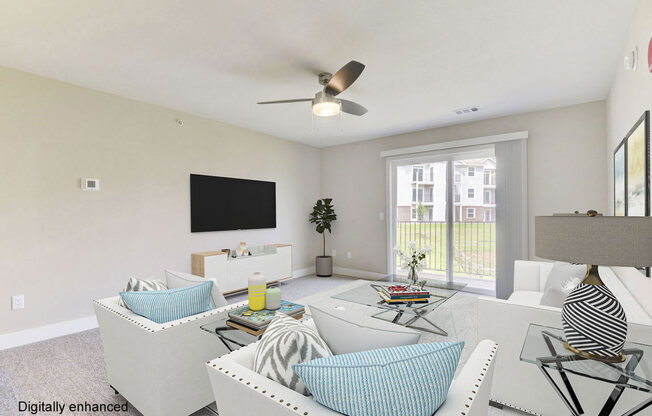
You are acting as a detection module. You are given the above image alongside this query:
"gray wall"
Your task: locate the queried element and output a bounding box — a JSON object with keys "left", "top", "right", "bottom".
{"left": 605, "top": 0, "right": 652, "bottom": 314}
{"left": 0, "top": 66, "right": 321, "bottom": 335}
{"left": 321, "top": 101, "right": 607, "bottom": 274}
{"left": 606, "top": 0, "right": 652, "bottom": 212}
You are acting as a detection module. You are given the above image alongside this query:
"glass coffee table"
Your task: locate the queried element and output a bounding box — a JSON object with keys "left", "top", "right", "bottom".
{"left": 520, "top": 324, "right": 652, "bottom": 416}
{"left": 331, "top": 275, "right": 467, "bottom": 336}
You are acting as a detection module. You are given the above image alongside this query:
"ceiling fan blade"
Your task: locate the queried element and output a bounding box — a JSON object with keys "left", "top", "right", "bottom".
{"left": 324, "top": 61, "right": 365, "bottom": 96}
{"left": 257, "top": 98, "right": 312, "bottom": 104}
{"left": 340, "top": 99, "right": 368, "bottom": 116}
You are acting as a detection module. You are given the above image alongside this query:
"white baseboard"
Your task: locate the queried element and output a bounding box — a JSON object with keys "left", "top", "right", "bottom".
{"left": 333, "top": 267, "right": 387, "bottom": 280}
{"left": 293, "top": 266, "right": 316, "bottom": 278}
{"left": 0, "top": 315, "right": 98, "bottom": 351}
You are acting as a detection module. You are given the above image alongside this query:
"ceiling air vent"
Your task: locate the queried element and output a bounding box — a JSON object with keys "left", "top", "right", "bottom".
{"left": 453, "top": 106, "right": 481, "bottom": 115}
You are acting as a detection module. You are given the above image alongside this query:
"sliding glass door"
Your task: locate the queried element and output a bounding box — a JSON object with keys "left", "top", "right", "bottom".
{"left": 395, "top": 161, "right": 448, "bottom": 280}
{"left": 390, "top": 148, "right": 496, "bottom": 294}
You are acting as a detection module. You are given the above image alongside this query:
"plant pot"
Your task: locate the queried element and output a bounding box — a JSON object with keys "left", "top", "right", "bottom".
{"left": 316, "top": 256, "right": 333, "bottom": 277}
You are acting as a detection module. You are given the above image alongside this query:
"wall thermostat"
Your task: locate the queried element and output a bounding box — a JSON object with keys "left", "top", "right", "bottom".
{"left": 81, "top": 178, "right": 100, "bottom": 191}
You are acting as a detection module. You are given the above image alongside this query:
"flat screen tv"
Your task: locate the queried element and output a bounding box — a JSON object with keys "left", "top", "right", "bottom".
{"left": 190, "top": 174, "right": 276, "bottom": 232}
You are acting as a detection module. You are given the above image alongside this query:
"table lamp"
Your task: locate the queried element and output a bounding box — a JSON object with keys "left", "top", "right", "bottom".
{"left": 535, "top": 212, "right": 652, "bottom": 362}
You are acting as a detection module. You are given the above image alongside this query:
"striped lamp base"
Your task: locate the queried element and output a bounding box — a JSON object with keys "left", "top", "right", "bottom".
{"left": 562, "top": 282, "right": 627, "bottom": 362}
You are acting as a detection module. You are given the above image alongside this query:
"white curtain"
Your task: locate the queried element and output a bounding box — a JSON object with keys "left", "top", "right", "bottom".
{"left": 495, "top": 139, "right": 528, "bottom": 299}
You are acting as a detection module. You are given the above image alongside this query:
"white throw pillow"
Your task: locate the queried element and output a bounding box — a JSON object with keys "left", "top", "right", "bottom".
{"left": 309, "top": 304, "right": 421, "bottom": 354}
{"left": 118, "top": 277, "right": 167, "bottom": 309}
{"left": 540, "top": 262, "right": 587, "bottom": 307}
{"left": 164, "top": 270, "right": 228, "bottom": 308}
{"left": 253, "top": 313, "right": 331, "bottom": 395}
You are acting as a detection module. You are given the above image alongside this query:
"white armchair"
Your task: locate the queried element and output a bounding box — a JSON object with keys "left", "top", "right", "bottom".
{"left": 478, "top": 260, "right": 652, "bottom": 415}
{"left": 205, "top": 318, "right": 498, "bottom": 416}
{"left": 93, "top": 274, "right": 247, "bottom": 416}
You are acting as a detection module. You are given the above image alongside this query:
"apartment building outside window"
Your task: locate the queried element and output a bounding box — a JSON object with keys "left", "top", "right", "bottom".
{"left": 484, "top": 189, "right": 495, "bottom": 205}
{"left": 412, "top": 187, "right": 424, "bottom": 201}
{"left": 468, "top": 188, "right": 475, "bottom": 198}
{"left": 468, "top": 166, "right": 475, "bottom": 176}
{"left": 455, "top": 173, "right": 462, "bottom": 183}
{"left": 412, "top": 166, "right": 423, "bottom": 181}
{"left": 484, "top": 169, "right": 495, "bottom": 186}
{"left": 424, "top": 187, "right": 433, "bottom": 202}
{"left": 467, "top": 207, "right": 476, "bottom": 219}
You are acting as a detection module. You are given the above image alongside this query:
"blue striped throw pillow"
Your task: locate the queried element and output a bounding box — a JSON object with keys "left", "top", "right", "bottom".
{"left": 120, "top": 281, "right": 213, "bottom": 324}
{"left": 292, "top": 341, "right": 463, "bottom": 416}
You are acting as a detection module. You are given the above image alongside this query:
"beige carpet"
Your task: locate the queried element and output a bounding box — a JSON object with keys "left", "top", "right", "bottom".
{"left": 0, "top": 275, "right": 520, "bottom": 415}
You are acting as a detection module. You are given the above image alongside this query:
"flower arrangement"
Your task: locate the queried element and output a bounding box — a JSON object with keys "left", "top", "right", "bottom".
{"left": 394, "top": 241, "right": 431, "bottom": 283}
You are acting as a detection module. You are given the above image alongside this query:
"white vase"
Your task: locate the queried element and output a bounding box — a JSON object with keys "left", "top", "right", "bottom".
{"left": 236, "top": 241, "right": 247, "bottom": 257}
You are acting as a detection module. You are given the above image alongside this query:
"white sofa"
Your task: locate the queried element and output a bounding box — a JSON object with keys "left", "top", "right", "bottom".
{"left": 94, "top": 289, "right": 248, "bottom": 416}
{"left": 478, "top": 260, "right": 652, "bottom": 415}
{"left": 206, "top": 318, "right": 498, "bottom": 416}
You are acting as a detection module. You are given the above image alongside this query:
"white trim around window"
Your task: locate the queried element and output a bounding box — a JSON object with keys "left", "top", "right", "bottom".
{"left": 466, "top": 207, "right": 476, "bottom": 219}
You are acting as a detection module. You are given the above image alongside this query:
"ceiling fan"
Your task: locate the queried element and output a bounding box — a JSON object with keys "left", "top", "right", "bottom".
{"left": 257, "top": 60, "right": 368, "bottom": 117}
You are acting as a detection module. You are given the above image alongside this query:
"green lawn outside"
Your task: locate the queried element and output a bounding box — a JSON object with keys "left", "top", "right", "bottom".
{"left": 395, "top": 221, "right": 496, "bottom": 280}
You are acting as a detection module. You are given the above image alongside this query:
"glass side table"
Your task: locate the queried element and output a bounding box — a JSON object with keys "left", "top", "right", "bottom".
{"left": 201, "top": 317, "right": 260, "bottom": 352}
{"left": 520, "top": 324, "right": 652, "bottom": 416}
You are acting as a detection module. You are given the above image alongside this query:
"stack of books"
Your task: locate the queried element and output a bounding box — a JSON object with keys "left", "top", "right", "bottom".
{"left": 376, "top": 284, "right": 431, "bottom": 304}
{"left": 226, "top": 301, "right": 305, "bottom": 336}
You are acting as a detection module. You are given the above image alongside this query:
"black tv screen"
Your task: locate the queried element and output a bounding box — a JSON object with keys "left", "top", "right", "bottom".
{"left": 190, "top": 174, "right": 276, "bottom": 232}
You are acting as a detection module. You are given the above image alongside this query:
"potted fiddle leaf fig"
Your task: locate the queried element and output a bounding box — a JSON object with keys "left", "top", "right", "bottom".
{"left": 309, "top": 198, "right": 337, "bottom": 277}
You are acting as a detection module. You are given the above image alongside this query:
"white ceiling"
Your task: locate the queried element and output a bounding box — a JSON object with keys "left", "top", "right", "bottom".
{"left": 0, "top": 1, "right": 639, "bottom": 147}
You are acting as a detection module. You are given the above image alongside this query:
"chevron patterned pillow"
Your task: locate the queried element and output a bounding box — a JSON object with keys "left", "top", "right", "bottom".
{"left": 253, "top": 313, "right": 332, "bottom": 395}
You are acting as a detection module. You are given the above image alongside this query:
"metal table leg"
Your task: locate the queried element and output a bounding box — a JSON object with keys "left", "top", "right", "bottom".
{"left": 371, "top": 308, "right": 448, "bottom": 336}
{"left": 621, "top": 397, "right": 652, "bottom": 416}
{"left": 539, "top": 366, "right": 581, "bottom": 416}
{"left": 542, "top": 333, "right": 584, "bottom": 414}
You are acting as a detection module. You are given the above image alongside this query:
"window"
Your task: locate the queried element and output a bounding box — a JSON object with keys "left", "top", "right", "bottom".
{"left": 468, "top": 188, "right": 475, "bottom": 198}
{"left": 411, "top": 207, "right": 417, "bottom": 220}
{"left": 484, "top": 209, "right": 495, "bottom": 222}
{"left": 424, "top": 187, "right": 433, "bottom": 202}
{"left": 484, "top": 169, "right": 495, "bottom": 186}
{"left": 429, "top": 166, "right": 434, "bottom": 181}
{"left": 484, "top": 189, "right": 495, "bottom": 205}
{"left": 468, "top": 167, "right": 475, "bottom": 176}
{"left": 428, "top": 207, "right": 433, "bottom": 221}
{"left": 467, "top": 208, "right": 476, "bottom": 219}
{"left": 454, "top": 194, "right": 461, "bottom": 203}
{"left": 455, "top": 173, "right": 462, "bottom": 183}
{"left": 412, "top": 166, "right": 423, "bottom": 181}
{"left": 412, "top": 187, "right": 424, "bottom": 202}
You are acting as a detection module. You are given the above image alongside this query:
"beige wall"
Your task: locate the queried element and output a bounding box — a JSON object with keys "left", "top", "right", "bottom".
{"left": 605, "top": 0, "right": 652, "bottom": 316}
{"left": 606, "top": 0, "right": 652, "bottom": 212}
{"left": 321, "top": 101, "right": 607, "bottom": 273}
{"left": 0, "top": 66, "right": 321, "bottom": 335}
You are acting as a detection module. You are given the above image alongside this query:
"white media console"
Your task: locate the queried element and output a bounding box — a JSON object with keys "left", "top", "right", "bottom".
{"left": 191, "top": 244, "right": 292, "bottom": 294}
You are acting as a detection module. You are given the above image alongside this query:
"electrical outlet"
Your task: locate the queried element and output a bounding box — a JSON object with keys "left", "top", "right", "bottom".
{"left": 379, "top": 212, "right": 385, "bottom": 221}
{"left": 347, "top": 251, "right": 352, "bottom": 259}
{"left": 12, "top": 295, "right": 24, "bottom": 310}
{"left": 331, "top": 250, "right": 336, "bottom": 257}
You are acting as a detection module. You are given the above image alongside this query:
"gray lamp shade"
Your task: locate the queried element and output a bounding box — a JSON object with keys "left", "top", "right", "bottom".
{"left": 535, "top": 215, "right": 652, "bottom": 267}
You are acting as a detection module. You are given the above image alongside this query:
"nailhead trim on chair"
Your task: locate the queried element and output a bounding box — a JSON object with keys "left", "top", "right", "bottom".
{"left": 459, "top": 343, "right": 498, "bottom": 416}
{"left": 93, "top": 299, "right": 248, "bottom": 332}
{"left": 206, "top": 357, "right": 312, "bottom": 415}
{"left": 205, "top": 334, "right": 498, "bottom": 416}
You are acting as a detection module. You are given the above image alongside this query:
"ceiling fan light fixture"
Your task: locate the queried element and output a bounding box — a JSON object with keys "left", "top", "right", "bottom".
{"left": 312, "top": 91, "right": 341, "bottom": 117}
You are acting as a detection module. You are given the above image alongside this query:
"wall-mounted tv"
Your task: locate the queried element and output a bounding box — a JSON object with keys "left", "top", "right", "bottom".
{"left": 190, "top": 174, "right": 276, "bottom": 232}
